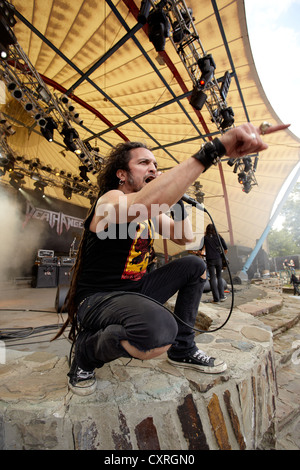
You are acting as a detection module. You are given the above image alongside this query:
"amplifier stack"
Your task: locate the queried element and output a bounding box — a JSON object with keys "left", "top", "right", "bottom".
{"left": 31, "top": 250, "right": 75, "bottom": 288}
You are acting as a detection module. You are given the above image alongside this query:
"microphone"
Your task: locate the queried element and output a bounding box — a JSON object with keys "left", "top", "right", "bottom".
{"left": 181, "top": 193, "right": 206, "bottom": 211}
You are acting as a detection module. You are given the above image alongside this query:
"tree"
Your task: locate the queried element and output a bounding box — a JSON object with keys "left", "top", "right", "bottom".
{"left": 267, "top": 182, "right": 300, "bottom": 257}
{"left": 267, "top": 228, "right": 298, "bottom": 258}
{"left": 281, "top": 182, "right": 300, "bottom": 249}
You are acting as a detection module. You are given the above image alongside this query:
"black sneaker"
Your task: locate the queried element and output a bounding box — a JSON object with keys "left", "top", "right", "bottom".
{"left": 167, "top": 348, "right": 227, "bottom": 374}
{"left": 67, "top": 359, "right": 96, "bottom": 396}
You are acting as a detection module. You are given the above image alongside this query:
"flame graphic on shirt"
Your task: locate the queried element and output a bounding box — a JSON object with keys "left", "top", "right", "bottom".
{"left": 121, "top": 220, "right": 154, "bottom": 281}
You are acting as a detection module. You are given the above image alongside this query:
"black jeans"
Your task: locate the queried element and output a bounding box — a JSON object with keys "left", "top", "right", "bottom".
{"left": 207, "top": 258, "right": 224, "bottom": 302}
{"left": 75, "top": 255, "right": 206, "bottom": 370}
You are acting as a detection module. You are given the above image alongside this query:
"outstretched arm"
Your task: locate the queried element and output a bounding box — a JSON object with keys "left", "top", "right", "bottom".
{"left": 92, "top": 122, "right": 290, "bottom": 231}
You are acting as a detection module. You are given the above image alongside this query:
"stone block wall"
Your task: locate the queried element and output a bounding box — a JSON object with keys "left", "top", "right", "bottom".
{"left": 0, "top": 342, "right": 277, "bottom": 450}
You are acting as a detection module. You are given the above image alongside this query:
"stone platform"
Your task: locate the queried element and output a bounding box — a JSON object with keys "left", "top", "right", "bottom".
{"left": 0, "top": 281, "right": 288, "bottom": 450}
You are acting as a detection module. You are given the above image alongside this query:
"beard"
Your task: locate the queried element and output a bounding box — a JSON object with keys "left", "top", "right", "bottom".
{"left": 126, "top": 171, "right": 144, "bottom": 192}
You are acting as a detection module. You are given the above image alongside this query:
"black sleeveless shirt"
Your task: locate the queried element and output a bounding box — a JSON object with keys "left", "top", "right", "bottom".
{"left": 75, "top": 219, "right": 155, "bottom": 304}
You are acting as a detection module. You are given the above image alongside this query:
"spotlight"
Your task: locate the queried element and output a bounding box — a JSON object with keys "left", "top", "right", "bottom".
{"left": 0, "top": 48, "right": 8, "bottom": 59}
{"left": 60, "top": 94, "right": 70, "bottom": 104}
{"left": 197, "top": 54, "right": 216, "bottom": 88}
{"left": 63, "top": 183, "right": 72, "bottom": 200}
{"left": 237, "top": 171, "right": 252, "bottom": 193}
{"left": 190, "top": 86, "right": 207, "bottom": 111}
{"left": 147, "top": 8, "right": 170, "bottom": 52}
{"left": 220, "top": 71, "right": 231, "bottom": 100}
{"left": 0, "top": 1, "right": 17, "bottom": 28}
{"left": 0, "top": 2, "right": 17, "bottom": 58}
{"left": 61, "top": 125, "right": 79, "bottom": 152}
{"left": 34, "top": 180, "right": 47, "bottom": 198}
{"left": 172, "top": 8, "right": 193, "bottom": 44}
{"left": 71, "top": 113, "right": 83, "bottom": 125}
{"left": 0, "top": 113, "right": 15, "bottom": 136}
{"left": 7, "top": 81, "right": 23, "bottom": 100}
{"left": 40, "top": 117, "right": 58, "bottom": 142}
{"left": 9, "top": 171, "right": 24, "bottom": 190}
{"left": 37, "top": 86, "right": 51, "bottom": 104}
{"left": 238, "top": 172, "right": 247, "bottom": 185}
{"left": 79, "top": 165, "right": 90, "bottom": 183}
{"left": 243, "top": 156, "right": 252, "bottom": 173}
{"left": 242, "top": 181, "right": 252, "bottom": 194}
{"left": 29, "top": 158, "right": 40, "bottom": 170}
{"left": 220, "top": 107, "right": 234, "bottom": 130}
{"left": 137, "top": 0, "right": 151, "bottom": 24}
{"left": 3, "top": 153, "right": 15, "bottom": 172}
{"left": 24, "top": 102, "right": 34, "bottom": 112}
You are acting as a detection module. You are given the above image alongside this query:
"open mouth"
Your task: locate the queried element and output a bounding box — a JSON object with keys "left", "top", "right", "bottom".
{"left": 144, "top": 175, "right": 156, "bottom": 183}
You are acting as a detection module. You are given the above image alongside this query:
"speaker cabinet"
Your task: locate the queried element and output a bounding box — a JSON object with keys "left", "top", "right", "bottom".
{"left": 57, "top": 266, "right": 73, "bottom": 286}
{"left": 32, "top": 265, "right": 58, "bottom": 288}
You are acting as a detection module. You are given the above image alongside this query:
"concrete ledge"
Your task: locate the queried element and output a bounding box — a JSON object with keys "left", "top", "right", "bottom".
{"left": 0, "top": 302, "right": 277, "bottom": 450}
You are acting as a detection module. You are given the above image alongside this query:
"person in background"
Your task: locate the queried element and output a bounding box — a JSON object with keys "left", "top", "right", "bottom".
{"left": 200, "top": 224, "right": 228, "bottom": 303}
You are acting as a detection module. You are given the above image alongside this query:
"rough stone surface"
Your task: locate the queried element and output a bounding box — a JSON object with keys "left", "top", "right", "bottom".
{"left": 0, "top": 282, "right": 299, "bottom": 450}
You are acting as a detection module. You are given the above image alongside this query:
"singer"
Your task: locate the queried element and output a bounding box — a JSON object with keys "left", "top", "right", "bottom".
{"left": 54, "top": 122, "right": 289, "bottom": 395}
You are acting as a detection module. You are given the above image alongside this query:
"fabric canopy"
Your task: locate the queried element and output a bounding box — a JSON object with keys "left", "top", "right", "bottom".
{"left": 1, "top": 0, "right": 299, "bottom": 256}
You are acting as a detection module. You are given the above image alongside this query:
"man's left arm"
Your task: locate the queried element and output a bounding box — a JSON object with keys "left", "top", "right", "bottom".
{"left": 156, "top": 201, "right": 194, "bottom": 245}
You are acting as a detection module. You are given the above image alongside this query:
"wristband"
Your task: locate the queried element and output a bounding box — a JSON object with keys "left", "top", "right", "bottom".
{"left": 192, "top": 138, "right": 226, "bottom": 171}
{"left": 170, "top": 199, "right": 188, "bottom": 221}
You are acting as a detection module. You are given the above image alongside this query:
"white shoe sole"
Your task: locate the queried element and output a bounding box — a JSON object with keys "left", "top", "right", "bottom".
{"left": 68, "top": 378, "right": 97, "bottom": 396}
{"left": 167, "top": 358, "right": 227, "bottom": 374}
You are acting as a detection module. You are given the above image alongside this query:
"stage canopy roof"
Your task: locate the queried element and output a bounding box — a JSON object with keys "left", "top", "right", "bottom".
{"left": 1, "top": 0, "right": 299, "bottom": 256}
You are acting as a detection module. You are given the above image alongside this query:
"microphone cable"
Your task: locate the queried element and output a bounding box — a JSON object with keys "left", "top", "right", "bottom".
{"left": 173, "top": 195, "right": 235, "bottom": 334}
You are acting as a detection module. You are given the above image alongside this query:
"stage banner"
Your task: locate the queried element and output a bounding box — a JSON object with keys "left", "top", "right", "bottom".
{"left": 21, "top": 192, "right": 89, "bottom": 255}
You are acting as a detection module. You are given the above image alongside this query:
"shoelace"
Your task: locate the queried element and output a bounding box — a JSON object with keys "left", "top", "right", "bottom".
{"left": 193, "top": 350, "right": 211, "bottom": 364}
{"left": 77, "top": 367, "right": 95, "bottom": 379}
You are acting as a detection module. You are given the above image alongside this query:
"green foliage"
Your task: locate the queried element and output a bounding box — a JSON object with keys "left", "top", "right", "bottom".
{"left": 268, "top": 182, "right": 300, "bottom": 257}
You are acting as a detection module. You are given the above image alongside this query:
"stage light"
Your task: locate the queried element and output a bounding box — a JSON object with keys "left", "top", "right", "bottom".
{"left": 24, "top": 102, "right": 34, "bottom": 112}
{"left": 197, "top": 54, "right": 216, "bottom": 88}
{"left": 31, "top": 172, "right": 40, "bottom": 181}
{"left": 238, "top": 171, "right": 247, "bottom": 185}
{"left": 79, "top": 165, "right": 90, "bottom": 183}
{"left": 37, "top": 86, "right": 51, "bottom": 104}
{"left": 61, "top": 125, "right": 79, "bottom": 152}
{"left": 71, "top": 114, "right": 83, "bottom": 125}
{"left": 0, "top": 1, "right": 17, "bottom": 28}
{"left": 0, "top": 113, "right": 15, "bottom": 136}
{"left": 0, "top": 2, "right": 17, "bottom": 59}
{"left": 3, "top": 153, "right": 14, "bottom": 172}
{"left": 190, "top": 86, "right": 207, "bottom": 111}
{"left": 63, "top": 183, "right": 72, "bottom": 200}
{"left": 7, "top": 81, "right": 23, "bottom": 100}
{"left": 29, "top": 158, "right": 40, "bottom": 170}
{"left": 9, "top": 171, "right": 24, "bottom": 190}
{"left": 34, "top": 180, "right": 47, "bottom": 198}
{"left": 147, "top": 8, "right": 170, "bottom": 52}
{"left": 60, "top": 94, "right": 70, "bottom": 104}
{"left": 220, "top": 71, "right": 231, "bottom": 100}
{"left": 220, "top": 107, "right": 234, "bottom": 130}
{"left": 40, "top": 117, "right": 57, "bottom": 142}
{"left": 243, "top": 156, "right": 252, "bottom": 173}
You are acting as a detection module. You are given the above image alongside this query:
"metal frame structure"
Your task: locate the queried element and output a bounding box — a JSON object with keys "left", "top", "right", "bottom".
{"left": 0, "top": 0, "right": 259, "bottom": 244}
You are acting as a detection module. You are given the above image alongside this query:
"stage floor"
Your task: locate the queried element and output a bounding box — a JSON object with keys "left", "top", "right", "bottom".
{"left": 0, "top": 280, "right": 70, "bottom": 359}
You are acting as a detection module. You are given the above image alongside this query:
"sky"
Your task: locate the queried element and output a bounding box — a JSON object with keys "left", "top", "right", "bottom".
{"left": 245, "top": 0, "right": 300, "bottom": 140}
{"left": 245, "top": 0, "right": 300, "bottom": 227}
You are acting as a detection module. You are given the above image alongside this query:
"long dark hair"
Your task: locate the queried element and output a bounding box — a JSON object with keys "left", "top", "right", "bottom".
{"left": 53, "top": 141, "right": 149, "bottom": 342}
{"left": 205, "top": 223, "right": 216, "bottom": 237}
